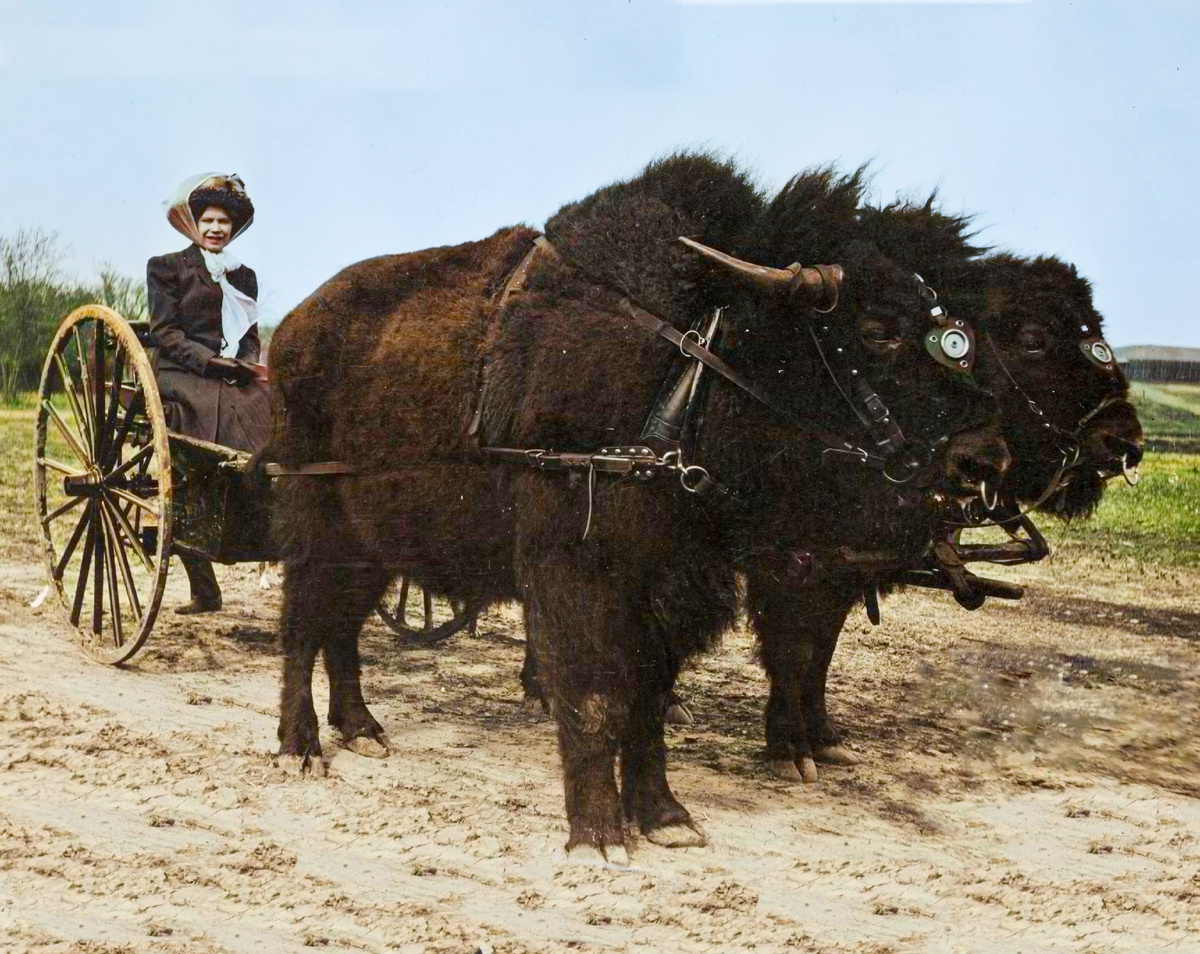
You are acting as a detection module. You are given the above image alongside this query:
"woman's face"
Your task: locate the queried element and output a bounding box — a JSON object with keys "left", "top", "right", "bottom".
{"left": 196, "top": 206, "right": 233, "bottom": 252}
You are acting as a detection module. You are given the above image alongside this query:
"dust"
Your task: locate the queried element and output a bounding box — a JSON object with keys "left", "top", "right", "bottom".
{"left": 0, "top": 543, "right": 1198, "bottom": 952}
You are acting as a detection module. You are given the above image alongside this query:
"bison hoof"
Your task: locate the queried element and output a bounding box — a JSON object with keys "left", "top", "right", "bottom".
{"left": 566, "top": 842, "right": 630, "bottom": 867}
{"left": 275, "top": 753, "right": 328, "bottom": 778}
{"left": 813, "top": 744, "right": 859, "bottom": 766}
{"left": 767, "top": 756, "right": 820, "bottom": 783}
{"left": 522, "top": 697, "right": 548, "bottom": 718}
{"left": 664, "top": 702, "right": 694, "bottom": 726}
{"left": 643, "top": 821, "right": 706, "bottom": 848}
{"left": 340, "top": 734, "right": 391, "bottom": 759}
{"left": 767, "top": 758, "right": 803, "bottom": 782}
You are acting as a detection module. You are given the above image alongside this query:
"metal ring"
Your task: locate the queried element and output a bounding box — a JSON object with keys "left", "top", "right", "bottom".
{"left": 979, "top": 479, "right": 999, "bottom": 512}
{"left": 679, "top": 329, "right": 707, "bottom": 356}
{"left": 679, "top": 464, "right": 710, "bottom": 493}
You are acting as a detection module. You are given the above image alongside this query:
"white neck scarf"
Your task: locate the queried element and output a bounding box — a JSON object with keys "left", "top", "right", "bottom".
{"left": 200, "top": 248, "right": 258, "bottom": 358}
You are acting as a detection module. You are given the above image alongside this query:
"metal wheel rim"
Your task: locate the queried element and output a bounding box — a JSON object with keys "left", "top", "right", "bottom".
{"left": 376, "top": 577, "right": 476, "bottom": 644}
{"left": 34, "top": 305, "right": 172, "bottom": 664}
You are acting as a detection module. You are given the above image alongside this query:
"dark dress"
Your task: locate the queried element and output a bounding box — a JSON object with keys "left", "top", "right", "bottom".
{"left": 146, "top": 244, "right": 271, "bottom": 605}
{"left": 146, "top": 244, "right": 270, "bottom": 452}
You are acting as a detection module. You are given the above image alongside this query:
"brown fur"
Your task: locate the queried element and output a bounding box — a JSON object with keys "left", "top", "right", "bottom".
{"left": 267, "top": 157, "right": 1008, "bottom": 854}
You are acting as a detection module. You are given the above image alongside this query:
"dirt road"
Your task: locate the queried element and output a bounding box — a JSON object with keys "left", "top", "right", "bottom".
{"left": 2, "top": 542, "right": 1199, "bottom": 953}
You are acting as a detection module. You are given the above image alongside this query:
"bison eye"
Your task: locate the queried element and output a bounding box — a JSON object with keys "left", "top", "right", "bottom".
{"left": 1017, "top": 323, "right": 1050, "bottom": 355}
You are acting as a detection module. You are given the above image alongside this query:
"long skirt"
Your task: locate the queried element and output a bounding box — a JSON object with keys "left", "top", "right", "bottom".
{"left": 158, "top": 368, "right": 270, "bottom": 453}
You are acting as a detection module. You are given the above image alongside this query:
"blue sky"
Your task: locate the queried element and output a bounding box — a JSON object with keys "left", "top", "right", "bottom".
{"left": 0, "top": 0, "right": 1195, "bottom": 346}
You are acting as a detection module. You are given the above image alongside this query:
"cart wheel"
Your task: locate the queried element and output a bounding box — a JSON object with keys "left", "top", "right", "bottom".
{"left": 376, "top": 577, "right": 477, "bottom": 644}
{"left": 34, "top": 305, "right": 173, "bottom": 664}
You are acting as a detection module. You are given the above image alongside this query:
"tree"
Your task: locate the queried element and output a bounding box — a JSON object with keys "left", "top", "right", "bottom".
{"left": 0, "top": 231, "right": 144, "bottom": 404}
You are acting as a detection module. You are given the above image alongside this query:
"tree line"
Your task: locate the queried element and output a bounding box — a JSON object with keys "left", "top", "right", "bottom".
{"left": 0, "top": 228, "right": 147, "bottom": 403}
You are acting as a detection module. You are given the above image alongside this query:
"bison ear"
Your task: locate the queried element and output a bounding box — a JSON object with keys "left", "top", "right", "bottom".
{"left": 677, "top": 237, "right": 843, "bottom": 307}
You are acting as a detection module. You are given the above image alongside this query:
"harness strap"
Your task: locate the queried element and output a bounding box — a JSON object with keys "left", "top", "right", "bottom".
{"left": 469, "top": 237, "right": 561, "bottom": 438}
{"left": 618, "top": 299, "right": 857, "bottom": 456}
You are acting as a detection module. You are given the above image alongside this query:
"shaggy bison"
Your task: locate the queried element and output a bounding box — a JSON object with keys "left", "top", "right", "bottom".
{"left": 266, "top": 155, "right": 1010, "bottom": 858}
{"left": 749, "top": 186, "right": 1144, "bottom": 781}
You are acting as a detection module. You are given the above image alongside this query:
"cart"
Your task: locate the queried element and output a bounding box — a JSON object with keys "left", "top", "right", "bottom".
{"left": 34, "top": 305, "right": 474, "bottom": 664}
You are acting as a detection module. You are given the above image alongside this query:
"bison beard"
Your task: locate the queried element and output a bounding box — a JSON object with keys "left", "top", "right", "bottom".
{"left": 266, "top": 154, "right": 1005, "bottom": 857}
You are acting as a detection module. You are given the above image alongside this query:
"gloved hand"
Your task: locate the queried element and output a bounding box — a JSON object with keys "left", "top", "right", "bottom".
{"left": 204, "top": 356, "right": 256, "bottom": 387}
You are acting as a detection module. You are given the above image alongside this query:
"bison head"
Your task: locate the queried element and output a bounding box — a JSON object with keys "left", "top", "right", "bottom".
{"left": 959, "top": 255, "right": 1143, "bottom": 519}
{"left": 680, "top": 234, "right": 1010, "bottom": 514}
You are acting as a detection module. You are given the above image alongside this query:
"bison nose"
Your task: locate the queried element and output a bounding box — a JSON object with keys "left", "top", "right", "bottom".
{"left": 944, "top": 434, "right": 1012, "bottom": 508}
{"left": 1104, "top": 434, "right": 1144, "bottom": 470}
{"left": 1082, "top": 401, "right": 1144, "bottom": 481}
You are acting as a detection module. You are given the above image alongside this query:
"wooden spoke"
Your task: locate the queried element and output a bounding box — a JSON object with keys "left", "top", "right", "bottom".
{"left": 104, "top": 394, "right": 139, "bottom": 472}
{"left": 44, "top": 493, "right": 86, "bottom": 527}
{"left": 99, "top": 348, "right": 126, "bottom": 470}
{"left": 38, "top": 457, "right": 86, "bottom": 478}
{"left": 73, "top": 327, "right": 98, "bottom": 457}
{"left": 42, "top": 399, "right": 92, "bottom": 467}
{"left": 53, "top": 352, "right": 94, "bottom": 454}
{"left": 105, "top": 444, "right": 155, "bottom": 484}
{"left": 103, "top": 501, "right": 143, "bottom": 620}
{"left": 99, "top": 506, "right": 124, "bottom": 648}
{"left": 101, "top": 492, "right": 155, "bottom": 572}
{"left": 70, "top": 504, "right": 97, "bottom": 627}
{"left": 93, "top": 327, "right": 107, "bottom": 467}
{"left": 92, "top": 501, "right": 105, "bottom": 636}
{"left": 54, "top": 504, "right": 92, "bottom": 581}
{"left": 105, "top": 486, "right": 158, "bottom": 516}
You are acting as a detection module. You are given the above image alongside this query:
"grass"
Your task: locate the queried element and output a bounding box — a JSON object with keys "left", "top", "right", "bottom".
{"left": 0, "top": 408, "right": 43, "bottom": 562}
{"left": 1044, "top": 451, "right": 1200, "bottom": 568}
{"left": 1128, "top": 382, "right": 1200, "bottom": 448}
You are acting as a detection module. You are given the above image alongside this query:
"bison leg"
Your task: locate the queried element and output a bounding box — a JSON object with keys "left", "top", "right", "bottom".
{"left": 519, "top": 639, "right": 550, "bottom": 715}
{"left": 751, "top": 573, "right": 855, "bottom": 782}
{"left": 277, "top": 559, "right": 331, "bottom": 774}
{"left": 324, "top": 564, "right": 392, "bottom": 757}
{"left": 620, "top": 673, "right": 705, "bottom": 848}
{"left": 523, "top": 592, "right": 628, "bottom": 863}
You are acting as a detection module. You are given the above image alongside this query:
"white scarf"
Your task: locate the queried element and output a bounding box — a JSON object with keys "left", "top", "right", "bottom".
{"left": 200, "top": 248, "right": 259, "bottom": 358}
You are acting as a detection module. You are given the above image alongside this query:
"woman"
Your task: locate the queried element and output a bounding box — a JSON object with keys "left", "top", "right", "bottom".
{"left": 147, "top": 173, "right": 270, "bottom": 614}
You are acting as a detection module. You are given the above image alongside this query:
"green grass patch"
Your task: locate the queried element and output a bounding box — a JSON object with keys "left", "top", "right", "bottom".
{"left": 0, "top": 409, "right": 42, "bottom": 562}
{"left": 1044, "top": 451, "right": 1200, "bottom": 567}
{"left": 1128, "top": 382, "right": 1200, "bottom": 438}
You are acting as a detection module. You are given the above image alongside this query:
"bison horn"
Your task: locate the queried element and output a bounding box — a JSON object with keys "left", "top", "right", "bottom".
{"left": 678, "top": 236, "right": 843, "bottom": 305}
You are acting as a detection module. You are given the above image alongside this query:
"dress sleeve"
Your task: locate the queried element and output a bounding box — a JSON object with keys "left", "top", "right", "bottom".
{"left": 233, "top": 266, "right": 261, "bottom": 362}
{"left": 147, "top": 254, "right": 217, "bottom": 374}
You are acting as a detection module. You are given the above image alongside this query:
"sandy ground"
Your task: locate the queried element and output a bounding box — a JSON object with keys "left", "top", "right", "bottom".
{"left": 2, "top": 541, "right": 1200, "bottom": 953}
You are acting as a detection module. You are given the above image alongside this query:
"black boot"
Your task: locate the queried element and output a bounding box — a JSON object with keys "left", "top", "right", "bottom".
{"left": 176, "top": 554, "right": 222, "bottom": 614}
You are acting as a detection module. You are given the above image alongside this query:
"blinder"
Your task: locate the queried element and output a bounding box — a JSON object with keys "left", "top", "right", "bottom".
{"left": 1078, "top": 336, "right": 1117, "bottom": 373}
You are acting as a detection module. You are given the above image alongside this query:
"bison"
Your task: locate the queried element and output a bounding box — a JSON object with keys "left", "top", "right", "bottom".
{"left": 745, "top": 187, "right": 1144, "bottom": 781}
{"left": 266, "top": 154, "right": 1010, "bottom": 859}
